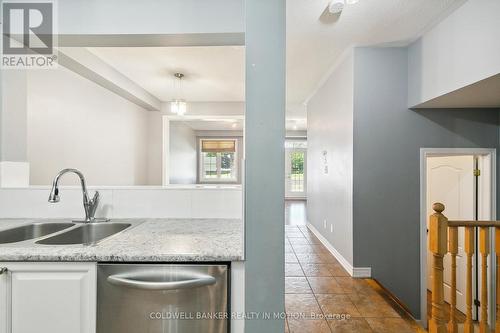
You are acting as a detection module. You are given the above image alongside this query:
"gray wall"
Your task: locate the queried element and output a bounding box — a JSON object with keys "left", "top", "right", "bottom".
{"left": 307, "top": 52, "right": 354, "bottom": 264}
{"left": 244, "top": 0, "right": 285, "bottom": 331}
{"left": 352, "top": 47, "right": 500, "bottom": 317}
{"left": 169, "top": 122, "right": 197, "bottom": 184}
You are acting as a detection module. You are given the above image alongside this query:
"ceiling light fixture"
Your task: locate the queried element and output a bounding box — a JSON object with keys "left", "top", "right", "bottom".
{"left": 328, "top": 0, "right": 345, "bottom": 14}
{"left": 327, "top": 0, "right": 359, "bottom": 14}
{"left": 171, "top": 73, "right": 187, "bottom": 115}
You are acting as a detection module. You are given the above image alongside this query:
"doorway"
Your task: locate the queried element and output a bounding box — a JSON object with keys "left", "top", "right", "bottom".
{"left": 420, "top": 148, "right": 496, "bottom": 328}
{"left": 285, "top": 140, "right": 307, "bottom": 199}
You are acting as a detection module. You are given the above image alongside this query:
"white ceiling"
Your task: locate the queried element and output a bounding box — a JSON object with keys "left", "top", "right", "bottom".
{"left": 286, "top": 0, "right": 465, "bottom": 104}
{"left": 88, "top": 46, "right": 245, "bottom": 102}
{"left": 86, "top": 0, "right": 465, "bottom": 123}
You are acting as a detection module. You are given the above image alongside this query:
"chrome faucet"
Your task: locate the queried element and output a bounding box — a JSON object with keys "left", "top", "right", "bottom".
{"left": 48, "top": 168, "right": 107, "bottom": 223}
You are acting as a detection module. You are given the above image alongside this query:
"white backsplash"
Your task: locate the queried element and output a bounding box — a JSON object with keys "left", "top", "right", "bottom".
{"left": 0, "top": 186, "right": 243, "bottom": 219}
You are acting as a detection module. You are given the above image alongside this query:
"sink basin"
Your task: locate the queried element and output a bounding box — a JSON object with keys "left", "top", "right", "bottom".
{"left": 0, "top": 223, "right": 75, "bottom": 244}
{"left": 36, "top": 223, "right": 131, "bottom": 245}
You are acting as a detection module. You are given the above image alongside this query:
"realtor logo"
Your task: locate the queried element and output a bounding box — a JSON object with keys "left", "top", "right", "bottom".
{"left": 1, "top": 1, "right": 57, "bottom": 68}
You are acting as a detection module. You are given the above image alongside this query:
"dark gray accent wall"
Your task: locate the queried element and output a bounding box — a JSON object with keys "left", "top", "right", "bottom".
{"left": 245, "top": 0, "right": 286, "bottom": 332}
{"left": 352, "top": 47, "right": 500, "bottom": 317}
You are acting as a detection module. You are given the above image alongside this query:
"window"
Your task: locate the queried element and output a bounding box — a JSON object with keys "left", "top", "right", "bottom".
{"left": 199, "top": 139, "right": 238, "bottom": 182}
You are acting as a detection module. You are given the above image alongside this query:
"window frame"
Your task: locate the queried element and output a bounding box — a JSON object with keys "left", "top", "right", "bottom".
{"left": 198, "top": 138, "right": 239, "bottom": 183}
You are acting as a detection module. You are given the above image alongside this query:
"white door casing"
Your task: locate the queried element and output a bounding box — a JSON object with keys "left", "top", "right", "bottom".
{"left": 426, "top": 155, "right": 474, "bottom": 314}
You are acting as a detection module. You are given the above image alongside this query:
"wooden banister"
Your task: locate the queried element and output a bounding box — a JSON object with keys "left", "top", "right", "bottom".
{"left": 448, "top": 220, "right": 500, "bottom": 227}
{"left": 479, "top": 227, "right": 490, "bottom": 333}
{"left": 429, "top": 203, "right": 448, "bottom": 333}
{"left": 448, "top": 226, "right": 458, "bottom": 333}
{"left": 464, "top": 226, "right": 474, "bottom": 333}
{"left": 429, "top": 203, "right": 498, "bottom": 333}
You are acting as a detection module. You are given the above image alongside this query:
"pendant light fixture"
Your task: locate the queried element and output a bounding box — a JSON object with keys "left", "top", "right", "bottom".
{"left": 171, "top": 73, "right": 187, "bottom": 115}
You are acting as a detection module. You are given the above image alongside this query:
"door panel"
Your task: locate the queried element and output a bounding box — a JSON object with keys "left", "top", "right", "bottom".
{"left": 427, "top": 155, "right": 474, "bottom": 314}
{"left": 285, "top": 148, "right": 307, "bottom": 198}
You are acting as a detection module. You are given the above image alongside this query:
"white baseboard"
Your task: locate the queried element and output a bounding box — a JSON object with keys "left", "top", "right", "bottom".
{"left": 306, "top": 223, "right": 371, "bottom": 278}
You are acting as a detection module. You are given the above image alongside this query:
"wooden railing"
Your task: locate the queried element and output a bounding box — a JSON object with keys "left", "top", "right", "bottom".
{"left": 429, "top": 202, "right": 500, "bottom": 333}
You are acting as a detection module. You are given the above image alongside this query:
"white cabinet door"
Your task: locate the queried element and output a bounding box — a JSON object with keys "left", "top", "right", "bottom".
{"left": 0, "top": 262, "right": 96, "bottom": 333}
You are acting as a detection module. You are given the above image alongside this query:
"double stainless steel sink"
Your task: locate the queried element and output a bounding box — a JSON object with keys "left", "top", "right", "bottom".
{"left": 0, "top": 222, "right": 131, "bottom": 245}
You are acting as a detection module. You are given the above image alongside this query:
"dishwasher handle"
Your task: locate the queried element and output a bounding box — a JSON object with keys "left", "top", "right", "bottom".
{"left": 107, "top": 272, "right": 217, "bottom": 291}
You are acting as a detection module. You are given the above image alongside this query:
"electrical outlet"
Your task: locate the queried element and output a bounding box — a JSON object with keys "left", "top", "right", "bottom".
{"left": 330, "top": 224, "right": 333, "bottom": 233}
{"left": 323, "top": 220, "right": 327, "bottom": 229}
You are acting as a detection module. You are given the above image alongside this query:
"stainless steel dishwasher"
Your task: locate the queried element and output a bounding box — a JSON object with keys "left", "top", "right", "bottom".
{"left": 97, "top": 264, "right": 229, "bottom": 333}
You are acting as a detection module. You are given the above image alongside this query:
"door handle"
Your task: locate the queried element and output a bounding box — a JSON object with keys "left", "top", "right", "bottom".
{"left": 107, "top": 272, "right": 216, "bottom": 290}
{"left": 0, "top": 267, "right": 7, "bottom": 275}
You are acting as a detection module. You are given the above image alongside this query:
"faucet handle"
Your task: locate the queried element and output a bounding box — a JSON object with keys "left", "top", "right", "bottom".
{"left": 88, "top": 191, "right": 100, "bottom": 218}
{"left": 92, "top": 191, "right": 100, "bottom": 204}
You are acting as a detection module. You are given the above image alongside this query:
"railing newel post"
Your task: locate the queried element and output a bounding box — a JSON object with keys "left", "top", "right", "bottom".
{"left": 429, "top": 202, "right": 448, "bottom": 333}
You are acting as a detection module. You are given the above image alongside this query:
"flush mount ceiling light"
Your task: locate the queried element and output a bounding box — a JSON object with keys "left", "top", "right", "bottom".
{"left": 327, "top": 0, "right": 359, "bottom": 14}
{"left": 328, "top": 0, "right": 345, "bottom": 14}
{"left": 171, "top": 73, "right": 187, "bottom": 115}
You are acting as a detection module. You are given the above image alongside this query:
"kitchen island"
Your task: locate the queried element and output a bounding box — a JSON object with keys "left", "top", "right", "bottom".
{"left": 0, "top": 218, "right": 244, "bottom": 333}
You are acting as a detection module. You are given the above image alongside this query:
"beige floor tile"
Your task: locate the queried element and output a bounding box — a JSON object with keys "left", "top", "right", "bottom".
{"left": 334, "top": 277, "right": 375, "bottom": 294}
{"left": 328, "top": 264, "right": 350, "bottom": 277}
{"left": 287, "top": 318, "right": 331, "bottom": 333}
{"left": 348, "top": 293, "right": 400, "bottom": 318}
{"left": 365, "top": 318, "right": 416, "bottom": 333}
{"left": 328, "top": 318, "right": 374, "bottom": 333}
{"left": 285, "top": 263, "right": 305, "bottom": 277}
{"left": 285, "top": 253, "right": 299, "bottom": 263}
{"left": 289, "top": 238, "right": 311, "bottom": 245}
{"left": 297, "top": 253, "right": 337, "bottom": 264}
{"left": 310, "top": 246, "right": 331, "bottom": 256}
{"left": 307, "top": 277, "right": 344, "bottom": 294}
{"left": 287, "top": 232, "right": 305, "bottom": 238}
{"left": 301, "top": 263, "right": 333, "bottom": 277}
{"left": 285, "top": 277, "right": 312, "bottom": 294}
{"left": 285, "top": 294, "right": 322, "bottom": 318}
{"left": 316, "top": 294, "right": 361, "bottom": 318}
{"left": 291, "top": 244, "right": 317, "bottom": 254}
{"left": 305, "top": 236, "right": 322, "bottom": 244}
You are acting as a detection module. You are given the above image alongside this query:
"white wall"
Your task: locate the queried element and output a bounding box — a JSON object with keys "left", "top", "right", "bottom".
{"left": 1, "top": 70, "right": 27, "bottom": 162}
{"left": 147, "top": 112, "right": 163, "bottom": 185}
{"left": 408, "top": 0, "right": 500, "bottom": 107}
{"left": 27, "top": 66, "right": 163, "bottom": 186}
{"left": 169, "top": 122, "right": 197, "bottom": 184}
{"left": 307, "top": 51, "right": 354, "bottom": 264}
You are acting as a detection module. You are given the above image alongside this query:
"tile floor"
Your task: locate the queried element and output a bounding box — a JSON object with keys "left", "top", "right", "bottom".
{"left": 285, "top": 224, "right": 423, "bottom": 333}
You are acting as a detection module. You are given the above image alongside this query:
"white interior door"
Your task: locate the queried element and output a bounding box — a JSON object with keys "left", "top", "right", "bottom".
{"left": 427, "top": 155, "right": 475, "bottom": 314}
{"left": 285, "top": 148, "right": 307, "bottom": 198}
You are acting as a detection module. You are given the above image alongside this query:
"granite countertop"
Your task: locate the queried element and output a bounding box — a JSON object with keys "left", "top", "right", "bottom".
{"left": 0, "top": 218, "right": 244, "bottom": 262}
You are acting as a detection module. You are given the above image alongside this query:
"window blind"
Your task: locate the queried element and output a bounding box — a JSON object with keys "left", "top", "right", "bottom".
{"left": 201, "top": 140, "right": 236, "bottom": 152}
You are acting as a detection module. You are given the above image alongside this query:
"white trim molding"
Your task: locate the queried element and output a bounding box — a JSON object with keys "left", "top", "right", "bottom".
{"left": 307, "top": 223, "right": 371, "bottom": 278}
